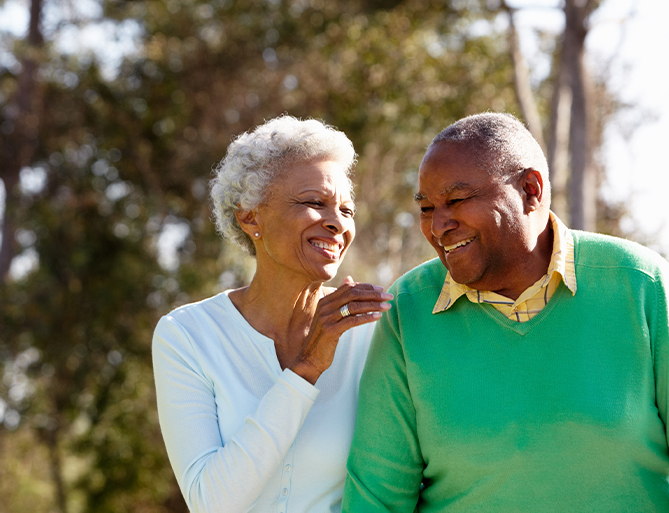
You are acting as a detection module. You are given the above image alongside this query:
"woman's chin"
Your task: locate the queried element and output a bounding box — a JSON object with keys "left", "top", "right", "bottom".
{"left": 306, "top": 263, "right": 341, "bottom": 284}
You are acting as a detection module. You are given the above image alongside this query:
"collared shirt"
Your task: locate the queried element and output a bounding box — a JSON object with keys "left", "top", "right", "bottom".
{"left": 432, "top": 212, "right": 577, "bottom": 322}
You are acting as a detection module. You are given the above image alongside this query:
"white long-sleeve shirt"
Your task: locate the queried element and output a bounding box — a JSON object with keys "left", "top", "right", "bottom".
{"left": 152, "top": 290, "right": 373, "bottom": 513}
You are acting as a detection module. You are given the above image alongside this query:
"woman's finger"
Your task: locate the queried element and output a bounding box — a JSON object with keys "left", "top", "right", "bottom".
{"left": 292, "top": 282, "right": 392, "bottom": 384}
{"left": 321, "top": 283, "right": 392, "bottom": 309}
{"left": 338, "top": 300, "right": 392, "bottom": 318}
{"left": 337, "top": 310, "right": 385, "bottom": 327}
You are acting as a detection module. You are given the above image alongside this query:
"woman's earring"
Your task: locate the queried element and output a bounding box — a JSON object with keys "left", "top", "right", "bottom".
{"left": 254, "top": 232, "right": 260, "bottom": 238}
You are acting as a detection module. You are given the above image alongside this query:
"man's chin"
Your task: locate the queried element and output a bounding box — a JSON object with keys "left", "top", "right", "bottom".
{"left": 444, "top": 265, "right": 482, "bottom": 287}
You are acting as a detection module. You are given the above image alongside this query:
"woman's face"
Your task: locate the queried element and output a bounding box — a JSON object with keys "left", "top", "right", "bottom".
{"left": 254, "top": 160, "right": 356, "bottom": 284}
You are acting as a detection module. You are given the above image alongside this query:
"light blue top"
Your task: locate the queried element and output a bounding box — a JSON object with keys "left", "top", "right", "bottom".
{"left": 153, "top": 290, "right": 373, "bottom": 513}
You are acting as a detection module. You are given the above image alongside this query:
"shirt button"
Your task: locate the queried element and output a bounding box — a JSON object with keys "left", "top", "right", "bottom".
{"left": 285, "top": 464, "right": 292, "bottom": 471}
{"left": 282, "top": 488, "right": 288, "bottom": 496}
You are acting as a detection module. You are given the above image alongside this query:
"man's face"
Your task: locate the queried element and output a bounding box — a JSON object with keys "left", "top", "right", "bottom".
{"left": 416, "top": 141, "right": 532, "bottom": 297}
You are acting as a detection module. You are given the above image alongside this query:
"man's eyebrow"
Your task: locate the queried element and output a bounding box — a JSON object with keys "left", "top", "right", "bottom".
{"left": 441, "top": 182, "right": 471, "bottom": 195}
{"left": 414, "top": 182, "right": 472, "bottom": 202}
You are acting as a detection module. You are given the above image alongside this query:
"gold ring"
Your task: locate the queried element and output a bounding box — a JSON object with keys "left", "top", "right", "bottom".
{"left": 340, "top": 304, "right": 351, "bottom": 318}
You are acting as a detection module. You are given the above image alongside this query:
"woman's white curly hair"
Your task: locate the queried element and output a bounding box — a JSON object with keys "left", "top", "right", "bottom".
{"left": 210, "top": 115, "right": 357, "bottom": 255}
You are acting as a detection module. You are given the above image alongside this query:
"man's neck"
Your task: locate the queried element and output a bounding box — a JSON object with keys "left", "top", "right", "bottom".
{"left": 489, "top": 217, "right": 554, "bottom": 301}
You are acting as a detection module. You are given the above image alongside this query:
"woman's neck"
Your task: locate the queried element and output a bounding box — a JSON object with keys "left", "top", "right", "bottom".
{"left": 228, "top": 270, "right": 328, "bottom": 368}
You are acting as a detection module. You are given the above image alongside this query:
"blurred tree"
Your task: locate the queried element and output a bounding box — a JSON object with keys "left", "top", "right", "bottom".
{"left": 500, "top": 0, "right": 546, "bottom": 150}
{"left": 0, "top": 0, "right": 44, "bottom": 279}
{"left": 550, "top": 0, "right": 603, "bottom": 231}
{"left": 0, "top": 0, "right": 645, "bottom": 512}
{"left": 500, "top": 0, "right": 606, "bottom": 231}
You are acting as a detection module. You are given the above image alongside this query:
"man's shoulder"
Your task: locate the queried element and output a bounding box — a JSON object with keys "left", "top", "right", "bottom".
{"left": 390, "top": 257, "right": 448, "bottom": 297}
{"left": 572, "top": 230, "right": 668, "bottom": 276}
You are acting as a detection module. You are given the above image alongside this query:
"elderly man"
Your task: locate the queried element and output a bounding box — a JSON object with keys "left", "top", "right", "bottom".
{"left": 342, "top": 112, "right": 669, "bottom": 512}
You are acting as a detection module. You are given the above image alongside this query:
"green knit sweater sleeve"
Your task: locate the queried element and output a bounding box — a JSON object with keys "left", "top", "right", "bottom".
{"left": 342, "top": 280, "right": 425, "bottom": 512}
{"left": 650, "top": 253, "right": 669, "bottom": 439}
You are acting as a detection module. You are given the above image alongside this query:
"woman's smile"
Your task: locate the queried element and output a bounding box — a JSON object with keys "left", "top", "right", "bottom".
{"left": 309, "top": 238, "right": 344, "bottom": 260}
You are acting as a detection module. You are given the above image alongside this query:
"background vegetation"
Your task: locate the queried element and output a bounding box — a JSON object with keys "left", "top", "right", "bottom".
{"left": 0, "top": 0, "right": 657, "bottom": 511}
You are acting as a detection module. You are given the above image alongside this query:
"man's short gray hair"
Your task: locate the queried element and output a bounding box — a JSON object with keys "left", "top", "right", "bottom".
{"left": 210, "top": 115, "right": 357, "bottom": 255}
{"left": 428, "top": 112, "right": 548, "bottom": 178}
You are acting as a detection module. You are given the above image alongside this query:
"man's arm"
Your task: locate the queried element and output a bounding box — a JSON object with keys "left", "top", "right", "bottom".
{"left": 651, "top": 257, "right": 669, "bottom": 440}
{"left": 342, "top": 290, "right": 425, "bottom": 512}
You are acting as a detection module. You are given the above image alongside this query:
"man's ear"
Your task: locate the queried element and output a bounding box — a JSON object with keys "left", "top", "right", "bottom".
{"left": 522, "top": 169, "right": 544, "bottom": 213}
{"left": 235, "top": 208, "right": 261, "bottom": 238}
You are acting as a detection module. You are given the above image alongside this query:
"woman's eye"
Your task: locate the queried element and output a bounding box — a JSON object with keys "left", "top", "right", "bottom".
{"left": 420, "top": 206, "right": 434, "bottom": 215}
{"left": 341, "top": 208, "right": 354, "bottom": 217}
{"left": 304, "top": 200, "right": 323, "bottom": 207}
{"left": 447, "top": 198, "right": 465, "bottom": 206}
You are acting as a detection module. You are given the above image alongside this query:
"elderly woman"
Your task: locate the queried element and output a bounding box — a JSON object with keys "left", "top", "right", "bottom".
{"left": 152, "top": 116, "right": 391, "bottom": 513}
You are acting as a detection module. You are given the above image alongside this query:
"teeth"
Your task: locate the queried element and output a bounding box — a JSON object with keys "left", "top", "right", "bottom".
{"left": 311, "top": 240, "right": 340, "bottom": 253}
{"left": 442, "top": 237, "right": 474, "bottom": 253}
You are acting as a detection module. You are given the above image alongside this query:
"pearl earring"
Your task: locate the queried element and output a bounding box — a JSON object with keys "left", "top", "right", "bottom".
{"left": 254, "top": 232, "right": 260, "bottom": 238}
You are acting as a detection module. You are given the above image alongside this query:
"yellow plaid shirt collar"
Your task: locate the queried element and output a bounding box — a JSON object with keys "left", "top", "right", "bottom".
{"left": 432, "top": 212, "right": 577, "bottom": 321}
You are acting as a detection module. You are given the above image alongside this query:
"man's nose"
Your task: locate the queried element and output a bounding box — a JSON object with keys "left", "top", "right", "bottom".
{"left": 431, "top": 207, "right": 457, "bottom": 239}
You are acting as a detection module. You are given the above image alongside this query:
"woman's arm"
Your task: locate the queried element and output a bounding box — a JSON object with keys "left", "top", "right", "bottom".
{"left": 153, "top": 315, "right": 318, "bottom": 513}
{"left": 153, "top": 280, "right": 391, "bottom": 512}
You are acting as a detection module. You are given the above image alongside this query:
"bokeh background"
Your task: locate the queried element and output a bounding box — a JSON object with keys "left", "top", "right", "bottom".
{"left": 1, "top": 0, "right": 667, "bottom": 511}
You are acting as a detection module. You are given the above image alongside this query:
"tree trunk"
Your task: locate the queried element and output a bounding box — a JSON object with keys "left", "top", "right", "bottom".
{"left": 546, "top": 44, "right": 572, "bottom": 222}
{"left": 0, "top": 0, "right": 44, "bottom": 280}
{"left": 40, "top": 425, "right": 69, "bottom": 513}
{"left": 502, "top": 0, "right": 546, "bottom": 153}
{"left": 564, "top": 0, "right": 596, "bottom": 231}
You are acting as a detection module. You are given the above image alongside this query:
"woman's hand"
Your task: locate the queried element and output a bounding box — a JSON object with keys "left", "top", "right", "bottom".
{"left": 290, "top": 276, "right": 392, "bottom": 385}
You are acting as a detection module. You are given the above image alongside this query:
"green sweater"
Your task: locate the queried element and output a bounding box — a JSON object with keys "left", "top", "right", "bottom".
{"left": 343, "top": 231, "right": 669, "bottom": 512}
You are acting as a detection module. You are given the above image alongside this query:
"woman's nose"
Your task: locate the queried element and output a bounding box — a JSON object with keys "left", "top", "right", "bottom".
{"left": 324, "top": 209, "right": 346, "bottom": 233}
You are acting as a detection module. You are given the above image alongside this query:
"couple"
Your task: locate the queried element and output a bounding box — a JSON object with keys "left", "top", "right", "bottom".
{"left": 152, "top": 113, "right": 669, "bottom": 512}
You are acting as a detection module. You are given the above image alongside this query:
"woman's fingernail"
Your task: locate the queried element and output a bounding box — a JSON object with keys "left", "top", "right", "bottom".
{"left": 380, "top": 303, "right": 392, "bottom": 310}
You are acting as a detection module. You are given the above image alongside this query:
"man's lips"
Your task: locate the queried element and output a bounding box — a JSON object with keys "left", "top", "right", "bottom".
{"left": 439, "top": 237, "right": 475, "bottom": 253}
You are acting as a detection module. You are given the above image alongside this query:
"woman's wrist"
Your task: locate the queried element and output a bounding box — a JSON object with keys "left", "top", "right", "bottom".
{"left": 290, "top": 360, "right": 321, "bottom": 386}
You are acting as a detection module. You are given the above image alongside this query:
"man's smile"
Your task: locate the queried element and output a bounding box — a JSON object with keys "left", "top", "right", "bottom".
{"left": 440, "top": 237, "right": 475, "bottom": 253}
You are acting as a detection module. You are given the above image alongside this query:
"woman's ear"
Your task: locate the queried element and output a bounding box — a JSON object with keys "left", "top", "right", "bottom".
{"left": 235, "top": 209, "right": 261, "bottom": 239}
{"left": 522, "top": 169, "right": 544, "bottom": 213}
